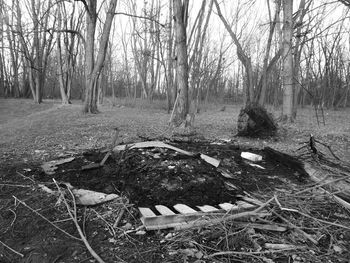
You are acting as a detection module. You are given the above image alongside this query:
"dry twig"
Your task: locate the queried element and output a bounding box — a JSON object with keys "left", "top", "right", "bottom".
{"left": 53, "top": 179, "right": 106, "bottom": 263}
{"left": 0, "top": 240, "right": 24, "bottom": 258}
{"left": 16, "top": 171, "right": 35, "bottom": 183}
{"left": 13, "top": 196, "right": 81, "bottom": 241}
{"left": 208, "top": 248, "right": 302, "bottom": 258}
{"left": 113, "top": 199, "right": 129, "bottom": 228}
{"left": 1, "top": 183, "right": 32, "bottom": 188}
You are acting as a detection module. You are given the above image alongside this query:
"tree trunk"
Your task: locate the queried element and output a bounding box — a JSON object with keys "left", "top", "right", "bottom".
{"left": 166, "top": 0, "right": 174, "bottom": 113}
{"left": 171, "top": 0, "right": 190, "bottom": 127}
{"left": 57, "top": 9, "right": 70, "bottom": 104}
{"left": 83, "top": 0, "right": 118, "bottom": 113}
{"left": 281, "top": 0, "right": 294, "bottom": 122}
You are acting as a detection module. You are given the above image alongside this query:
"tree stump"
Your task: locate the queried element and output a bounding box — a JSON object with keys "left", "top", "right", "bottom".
{"left": 237, "top": 103, "right": 277, "bottom": 137}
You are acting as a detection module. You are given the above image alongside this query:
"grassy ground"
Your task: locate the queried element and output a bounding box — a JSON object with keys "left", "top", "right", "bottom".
{"left": 1, "top": 98, "right": 349, "bottom": 163}
{"left": 0, "top": 98, "right": 349, "bottom": 263}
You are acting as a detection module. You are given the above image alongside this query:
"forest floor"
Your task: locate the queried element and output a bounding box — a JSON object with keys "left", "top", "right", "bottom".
{"left": 0, "top": 98, "right": 349, "bottom": 263}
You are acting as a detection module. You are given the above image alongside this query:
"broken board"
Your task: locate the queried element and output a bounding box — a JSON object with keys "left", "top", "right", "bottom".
{"left": 139, "top": 197, "right": 263, "bottom": 230}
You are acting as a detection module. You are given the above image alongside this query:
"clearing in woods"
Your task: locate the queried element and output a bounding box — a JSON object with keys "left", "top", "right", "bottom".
{"left": 0, "top": 98, "right": 349, "bottom": 262}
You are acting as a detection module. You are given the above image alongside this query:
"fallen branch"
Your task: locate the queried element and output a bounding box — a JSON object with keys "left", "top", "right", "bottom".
{"left": 113, "top": 199, "right": 129, "bottom": 228}
{"left": 294, "top": 174, "right": 350, "bottom": 195}
{"left": 53, "top": 179, "right": 106, "bottom": 263}
{"left": 271, "top": 210, "right": 318, "bottom": 245}
{"left": 208, "top": 248, "right": 302, "bottom": 258}
{"left": 303, "top": 163, "right": 350, "bottom": 209}
{"left": 294, "top": 210, "right": 350, "bottom": 230}
{"left": 0, "top": 240, "right": 24, "bottom": 258}
{"left": 91, "top": 209, "right": 116, "bottom": 237}
{"left": 13, "top": 196, "right": 81, "bottom": 241}
{"left": 16, "top": 171, "right": 35, "bottom": 183}
{"left": 238, "top": 222, "right": 287, "bottom": 232}
{"left": 264, "top": 243, "right": 304, "bottom": 250}
{"left": 1, "top": 183, "right": 32, "bottom": 188}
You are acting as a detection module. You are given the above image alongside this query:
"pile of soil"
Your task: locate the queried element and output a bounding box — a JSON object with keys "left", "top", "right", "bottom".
{"left": 34, "top": 140, "right": 305, "bottom": 208}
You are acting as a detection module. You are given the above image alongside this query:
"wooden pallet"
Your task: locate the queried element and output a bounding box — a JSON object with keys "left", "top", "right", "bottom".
{"left": 139, "top": 196, "right": 264, "bottom": 230}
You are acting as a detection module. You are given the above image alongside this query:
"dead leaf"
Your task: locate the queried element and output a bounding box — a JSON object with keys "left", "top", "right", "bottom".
{"left": 41, "top": 157, "right": 75, "bottom": 175}
{"left": 333, "top": 245, "right": 343, "bottom": 253}
{"left": 71, "top": 188, "right": 119, "bottom": 206}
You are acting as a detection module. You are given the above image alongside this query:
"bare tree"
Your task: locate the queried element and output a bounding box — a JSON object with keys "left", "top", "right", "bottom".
{"left": 170, "top": 0, "right": 191, "bottom": 127}
{"left": 56, "top": 2, "right": 84, "bottom": 104}
{"left": 166, "top": 0, "right": 175, "bottom": 112}
{"left": 14, "top": 0, "right": 56, "bottom": 103}
{"left": 214, "top": 0, "right": 254, "bottom": 104}
{"left": 257, "top": 0, "right": 282, "bottom": 105}
{"left": 214, "top": 0, "right": 282, "bottom": 106}
{"left": 77, "top": 0, "right": 118, "bottom": 113}
{"left": 2, "top": 1, "right": 21, "bottom": 97}
{"left": 188, "top": 0, "right": 214, "bottom": 111}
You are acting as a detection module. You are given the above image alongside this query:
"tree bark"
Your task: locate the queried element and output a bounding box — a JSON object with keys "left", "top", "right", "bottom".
{"left": 82, "top": 0, "right": 118, "bottom": 113}
{"left": 281, "top": 0, "right": 294, "bottom": 122}
{"left": 171, "top": 0, "right": 190, "bottom": 127}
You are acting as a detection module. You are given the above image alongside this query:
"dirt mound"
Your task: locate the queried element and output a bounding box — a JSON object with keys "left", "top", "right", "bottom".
{"left": 34, "top": 141, "right": 304, "bottom": 208}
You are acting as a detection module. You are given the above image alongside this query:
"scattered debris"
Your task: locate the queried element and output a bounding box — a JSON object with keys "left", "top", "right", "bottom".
{"left": 3, "top": 138, "right": 350, "bottom": 263}
{"left": 138, "top": 197, "right": 269, "bottom": 230}
{"left": 135, "top": 230, "right": 146, "bottom": 235}
{"left": 70, "top": 188, "right": 119, "bottom": 206}
{"left": 82, "top": 128, "right": 120, "bottom": 170}
{"left": 41, "top": 157, "right": 75, "bottom": 175}
{"left": 297, "top": 134, "right": 340, "bottom": 160}
{"left": 241, "top": 152, "right": 262, "bottom": 162}
{"left": 38, "top": 184, "right": 56, "bottom": 195}
{"left": 264, "top": 243, "right": 301, "bottom": 250}
{"left": 218, "top": 167, "right": 236, "bottom": 178}
{"left": 249, "top": 163, "right": 265, "bottom": 169}
{"left": 303, "top": 163, "right": 350, "bottom": 209}
{"left": 38, "top": 182, "right": 120, "bottom": 206}
{"left": 114, "top": 140, "right": 220, "bottom": 167}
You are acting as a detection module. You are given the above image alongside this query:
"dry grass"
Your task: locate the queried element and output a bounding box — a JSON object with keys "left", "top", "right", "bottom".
{"left": 0, "top": 98, "right": 349, "bottom": 163}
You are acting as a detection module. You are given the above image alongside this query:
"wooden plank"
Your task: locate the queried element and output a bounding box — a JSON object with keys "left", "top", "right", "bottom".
{"left": 197, "top": 205, "right": 219, "bottom": 212}
{"left": 139, "top": 207, "right": 156, "bottom": 218}
{"left": 141, "top": 213, "right": 204, "bottom": 230}
{"left": 173, "top": 204, "right": 197, "bottom": 214}
{"left": 155, "top": 205, "right": 176, "bottom": 216}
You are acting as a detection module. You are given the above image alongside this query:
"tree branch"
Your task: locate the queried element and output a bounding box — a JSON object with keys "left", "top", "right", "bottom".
{"left": 114, "top": 12, "right": 165, "bottom": 27}
{"left": 74, "top": 0, "right": 89, "bottom": 14}
{"left": 46, "top": 28, "right": 86, "bottom": 45}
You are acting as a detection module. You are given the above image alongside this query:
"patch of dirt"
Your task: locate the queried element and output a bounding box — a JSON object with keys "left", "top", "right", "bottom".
{"left": 32, "top": 141, "right": 304, "bottom": 210}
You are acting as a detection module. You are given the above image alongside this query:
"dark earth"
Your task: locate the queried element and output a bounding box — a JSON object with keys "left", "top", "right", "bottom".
{"left": 2, "top": 139, "right": 349, "bottom": 263}
{"left": 34, "top": 140, "right": 305, "bottom": 209}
